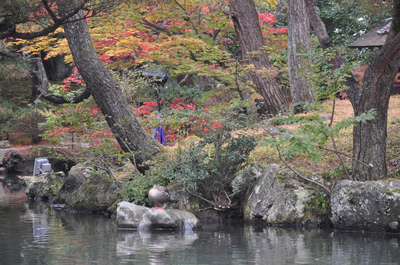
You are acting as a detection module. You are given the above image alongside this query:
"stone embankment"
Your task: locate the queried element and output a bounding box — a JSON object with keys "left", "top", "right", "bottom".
{"left": 331, "top": 179, "right": 400, "bottom": 232}
{"left": 3, "top": 142, "right": 400, "bottom": 233}
{"left": 235, "top": 163, "right": 329, "bottom": 227}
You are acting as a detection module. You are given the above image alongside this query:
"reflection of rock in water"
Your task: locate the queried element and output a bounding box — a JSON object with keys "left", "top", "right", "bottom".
{"left": 0, "top": 182, "right": 27, "bottom": 210}
{"left": 20, "top": 203, "right": 120, "bottom": 264}
{"left": 0, "top": 183, "right": 30, "bottom": 265}
{"left": 332, "top": 232, "right": 400, "bottom": 264}
{"left": 117, "top": 230, "right": 198, "bottom": 264}
{"left": 246, "top": 227, "right": 334, "bottom": 264}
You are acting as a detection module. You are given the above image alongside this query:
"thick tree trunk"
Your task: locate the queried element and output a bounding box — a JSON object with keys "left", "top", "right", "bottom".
{"left": 56, "top": 1, "right": 158, "bottom": 172}
{"left": 288, "top": 0, "right": 315, "bottom": 111}
{"left": 229, "top": 0, "right": 289, "bottom": 115}
{"left": 305, "top": 0, "right": 400, "bottom": 180}
{"left": 351, "top": 11, "right": 400, "bottom": 180}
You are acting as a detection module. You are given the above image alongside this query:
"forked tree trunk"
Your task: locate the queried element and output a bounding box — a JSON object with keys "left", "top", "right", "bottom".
{"left": 229, "top": 0, "right": 289, "bottom": 115}
{"left": 305, "top": 0, "right": 400, "bottom": 180}
{"left": 288, "top": 0, "right": 315, "bottom": 111}
{"left": 56, "top": 0, "right": 158, "bottom": 172}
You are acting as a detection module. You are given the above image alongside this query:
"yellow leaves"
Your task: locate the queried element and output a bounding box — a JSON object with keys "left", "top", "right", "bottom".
{"left": 159, "top": 35, "right": 207, "bottom": 52}
{"left": 8, "top": 27, "right": 71, "bottom": 62}
{"left": 142, "top": 35, "right": 214, "bottom": 71}
{"left": 254, "top": 0, "right": 276, "bottom": 10}
{"left": 7, "top": 39, "right": 28, "bottom": 48}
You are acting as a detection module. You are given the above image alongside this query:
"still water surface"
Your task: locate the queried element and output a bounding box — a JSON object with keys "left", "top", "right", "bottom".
{"left": 1, "top": 182, "right": 400, "bottom": 265}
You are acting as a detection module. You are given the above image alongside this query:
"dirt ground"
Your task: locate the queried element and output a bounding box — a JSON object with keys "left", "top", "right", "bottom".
{"left": 251, "top": 94, "right": 400, "bottom": 178}
{"left": 279, "top": 94, "right": 400, "bottom": 131}
{"left": 330, "top": 94, "right": 400, "bottom": 123}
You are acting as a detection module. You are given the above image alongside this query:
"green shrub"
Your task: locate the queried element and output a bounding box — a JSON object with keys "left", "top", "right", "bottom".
{"left": 120, "top": 174, "right": 166, "bottom": 206}
{"left": 155, "top": 130, "right": 258, "bottom": 210}
{"left": 305, "top": 189, "right": 331, "bottom": 216}
{"left": 0, "top": 100, "right": 45, "bottom": 144}
{"left": 15, "top": 109, "right": 46, "bottom": 144}
{"left": 271, "top": 111, "right": 319, "bottom": 126}
{"left": 322, "top": 165, "right": 352, "bottom": 183}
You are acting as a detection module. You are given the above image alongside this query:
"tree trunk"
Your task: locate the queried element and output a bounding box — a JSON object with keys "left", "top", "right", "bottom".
{"left": 305, "top": 0, "right": 400, "bottom": 180}
{"left": 229, "top": 0, "right": 289, "bottom": 115}
{"left": 56, "top": 1, "right": 158, "bottom": 173}
{"left": 288, "top": 0, "right": 315, "bottom": 112}
{"left": 351, "top": 9, "right": 400, "bottom": 180}
{"left": 304, "top": 0, "right": 361, "bottom": 92}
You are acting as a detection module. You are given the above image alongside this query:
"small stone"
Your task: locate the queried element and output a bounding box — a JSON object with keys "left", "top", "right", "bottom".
{"left": 281, "top": 128, "right": 292, "bottom": 135}
{"left": 265, "top": 127, "right": 281, "bottom": 136}
{"left": 390, "top": 119, "right": 400, "bottom": 124}
{"left": 319, "top": 113, "right": 331, "bottom": 121}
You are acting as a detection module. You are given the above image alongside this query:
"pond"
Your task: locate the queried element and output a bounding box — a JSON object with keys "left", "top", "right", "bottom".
{"left": 1, "top": 182, "right": 400, "bottom": 265}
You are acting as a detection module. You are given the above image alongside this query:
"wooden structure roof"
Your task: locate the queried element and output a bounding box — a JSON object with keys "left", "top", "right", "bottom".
{"left": 348, "top": 19, "right": 391, "bottom": 49}
{"left": 347, "top": 18, "right": 400, "bottom": 95}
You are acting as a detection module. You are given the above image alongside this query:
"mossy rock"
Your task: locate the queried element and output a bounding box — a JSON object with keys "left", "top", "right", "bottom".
{"left": 22, "top": 171, "right": 66, "bottom": 199}
{"left": 66, "top": 171, "right": 120, "bottom": 212}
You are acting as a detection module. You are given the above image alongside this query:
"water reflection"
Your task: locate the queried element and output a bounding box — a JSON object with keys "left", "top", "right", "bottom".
{"left": 0, "top": 182, "right": 29, "bottom": 265}
{"left": 1, "top": 182, "right": 400, "bottom": 265}
{"left": 246, "top": 227, "right": 334, "bottom": 264}
{"left": 117, "top": 231, "right": 198, "bottom": 264}
{"left": 21, "top": 203, "right": 119, "bottom": 265}
{"left": 0, "top": 181, "right": 27, "bottom": 208}
{"left": 332, "top": 231, "right": 400, "bottom": 265}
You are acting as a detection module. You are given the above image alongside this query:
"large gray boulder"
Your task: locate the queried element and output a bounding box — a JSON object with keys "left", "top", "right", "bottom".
{"left": 331, "top": 179, "right": 400, "bottom": 232}
{"left": 116, "top": 201, "right": 200, "bottom": 231}
{"left": 52, "top": 164, "right": 120, "bottom": 213}
{"left": 51, "top": 164, "right": 88, "bottom": 205}
{"left": 66, "top": 171, "right": 120, "bottom": 212}
{"left": 231, "top": 162, "right": 264, "bottom": 195}
{"left": 245, "top": 164, "right": 325, "bottom": 226}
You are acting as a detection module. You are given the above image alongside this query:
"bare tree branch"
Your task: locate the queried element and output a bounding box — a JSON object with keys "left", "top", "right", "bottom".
{"left": 317, "top": 146, "right": 373, "bottom": 179}
{"left": 328, "top": 98, "right": 351, "bottom": 180}
{"left": 173, "top": 0, "right": 199, "bottom": 35}
{"left": 264, "top": 128, "right": 331, "bottom": 195}
{"left": 0, "top": 0, "right": 121, "bottom": 40}
{"left": 141, "top": 17, "right": 172, "bottom": 36}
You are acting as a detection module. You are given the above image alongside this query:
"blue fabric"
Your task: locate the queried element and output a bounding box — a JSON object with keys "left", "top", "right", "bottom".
{"left": 153, "top": 126, "right": 166, "bottom": 146}
{"left": 153, "top": 115, "right": 166, "bottom": 146}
